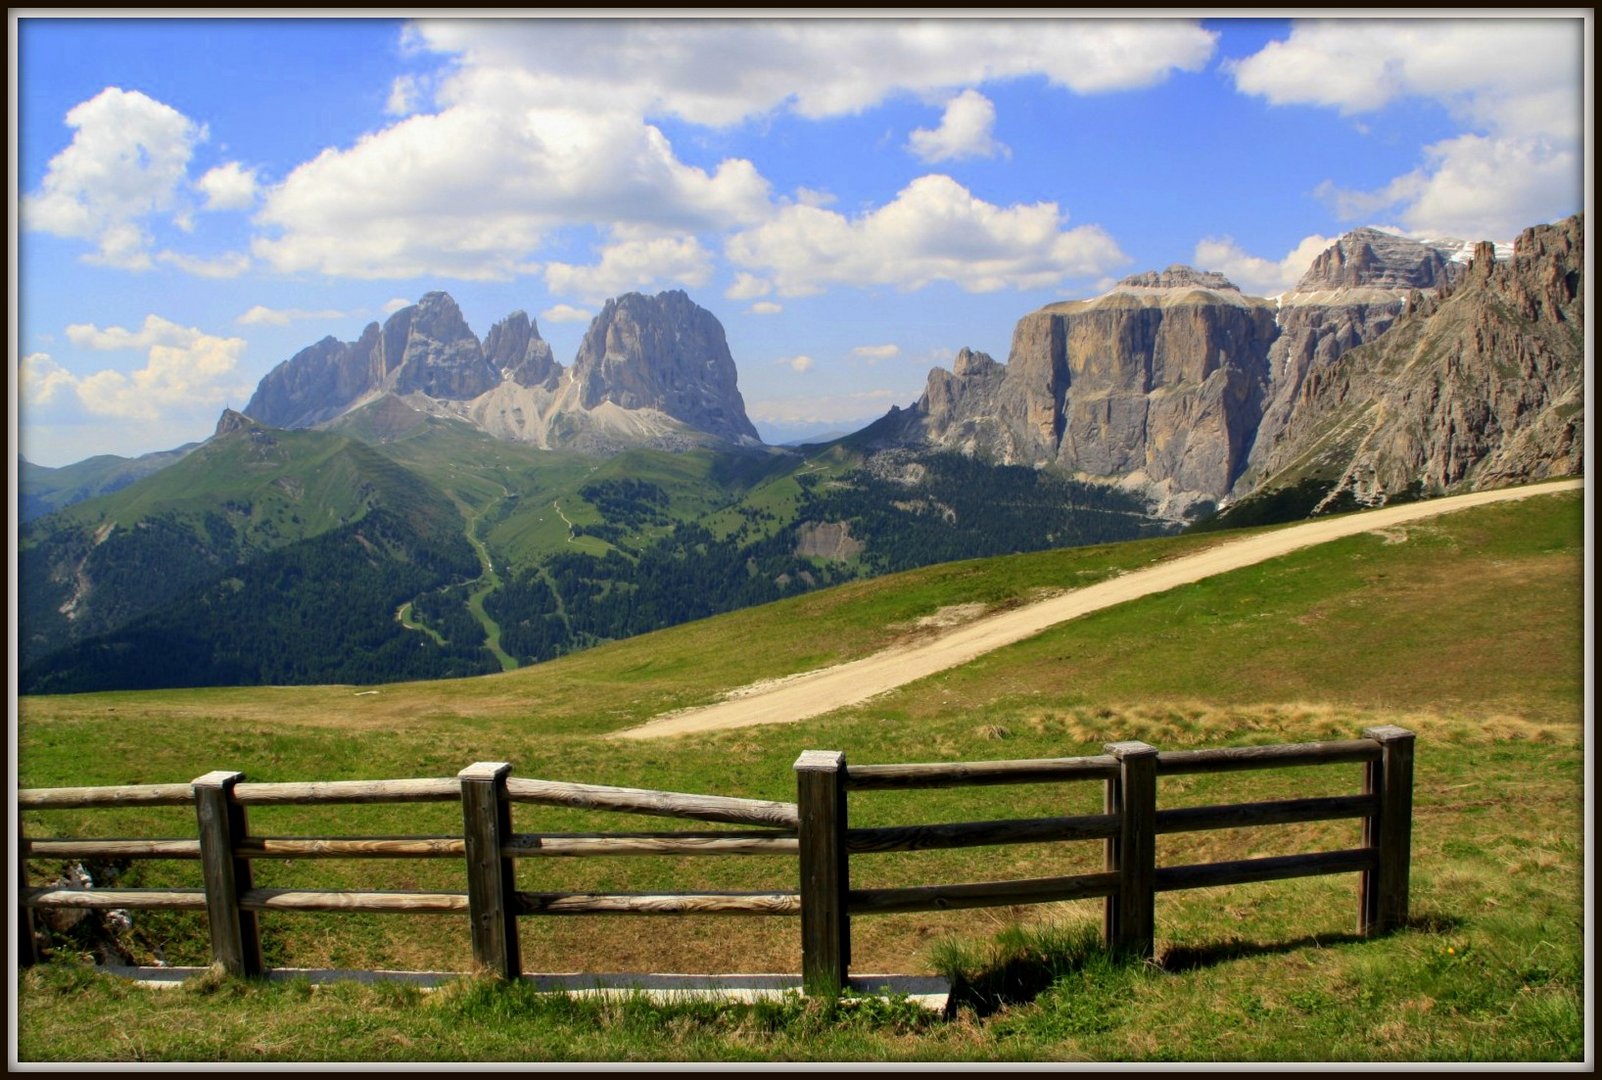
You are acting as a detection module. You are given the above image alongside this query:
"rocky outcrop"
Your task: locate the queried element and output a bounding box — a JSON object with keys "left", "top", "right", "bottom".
{"left": 243, "top": 289, "right": 761, "bottom": 451}
{"left": 1238, "top": 229, "right": 1466, "bottom": 494}
{"left": 882, "top": 268, "right": 1279, "bottom": 514}
{"left": 571, "top": 291, "right": 760, "bottom": 445}
{"left": 379, "top": 292, "right": 501, "bottom": 400}
{"left": 1254, "top": 214, "right": 1584, "bottom": 507}
{"left": 483, "top": 310, "right": 560, "bottom": 390}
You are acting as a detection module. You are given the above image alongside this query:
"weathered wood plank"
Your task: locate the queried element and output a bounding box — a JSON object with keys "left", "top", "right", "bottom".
{"left": 1360, "top": 726, "right": 1415, "bottom": 935}
{"left": 504, "top": 833, "right": 798, "bottom": 857}
{"left": 795, "top": 750, "right": 849, "bottom": 997}
{"left": 19, "top": 784, "right": 196, "bottom": 809}
{"left": 237, "top": 837, "right": 466, "bottom": 859}
{"left": 847, "top": 813, "right": 1118, "bottom": 854}
{"left": 231, "top": 778, "right": 460, "bottom": 805}
{"left": 193, "top": 770, "right": 262, "bottom": 977}
{"left": 502, "top": 777, "right": 798, "bottom": 829}
{"left": 460, "top": 762, "right": 519, "bottom": 979}
{"left": 18, "top": 817, "right": 38, "bottom": 967}
{"left": 24, "top": 838, "right": 204, "bottom": 859}
{"left": 240, "top": 889, "right": 469, "bottom": 913}
{"left": 845, "top": 756, "right": 1118, "bottom": 790}
{"left": 24, "top": 887, "right": 208, "bottom": 911}
{"left": 1104, "top": 741, "right": 1158, "bottom": 960}
{"left": 1156, "top": 848, "right": 1377, "bottom": 892}
{"left": 513, "top": 891, "right": 801, "bottom": 915}
{"left": 1156, "top": 740, "right": 1380, "bottom": 776}
{"left": 849, "top": 871, "right": 1120, "bottom": 915}
{"left": 1154, "top": 794, "right": 1377, "bottom": 835}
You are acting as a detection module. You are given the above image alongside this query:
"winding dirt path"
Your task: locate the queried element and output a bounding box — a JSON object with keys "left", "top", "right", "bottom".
{"left": 613, "top": 480, "right": 1583, "bottom": 741}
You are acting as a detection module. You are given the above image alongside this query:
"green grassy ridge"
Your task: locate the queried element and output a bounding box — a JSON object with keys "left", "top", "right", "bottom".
{"left": 16, "top": 489, "right": 1585, "bottom": 1060}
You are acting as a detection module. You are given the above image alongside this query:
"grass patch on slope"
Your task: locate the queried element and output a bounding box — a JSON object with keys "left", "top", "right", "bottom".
{"left": 16, "top": 488, "right": 1586, "bottom": 1062}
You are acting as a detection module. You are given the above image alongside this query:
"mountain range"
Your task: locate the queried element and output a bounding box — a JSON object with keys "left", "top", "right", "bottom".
{"left": 17, "top": 213, "right": 1584, "bottom": 694}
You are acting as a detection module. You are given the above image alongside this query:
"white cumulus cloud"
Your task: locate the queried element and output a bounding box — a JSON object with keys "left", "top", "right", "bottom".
{"left": 907, "top": 90, "right": 1009, "bottom": 163}
{"left": 539, "top": 303, "right": 594, "bottom": 324}
{"left": 413, "top": 19, "right": 1216, "bottom": 126}
{"left": 1229, "top": 18, "right": 1583, "bottom": 240}
{"left": 46, "top": 315, "right": 249, "bottom": 420}
{"left": 237, "top": 305, "right": 351, "bottom": 327}
{"left": 250, "top": 20, "right": 1209, "bottom": 283}
{"left": 1193, "top": 234, "right": 1337, "bottom": 297}
{"left": 23, "top": 87, "right": 206, "bottom": 270}
{"left": 749, "top": 301, "right": 783, "bottom": 315}
{"left": 21, "top": 353, "right": 77, "bottom": 405}
{"left": 196, "top": 162, "right": 259, "bottom": 211}
{"left": 777, "top": 354, "right": 814, "bottom": 373}
{"left": 156, "top": 250, "right": 251, "bottom": 279}
{"left": 852, "top": 344, "right": 901, "bottom": 362}
{"left": 544, "top": 234, "right": 714, "bottom": 302}
{"left": 726, "top": 174, "right": 1128, "bottom": 296}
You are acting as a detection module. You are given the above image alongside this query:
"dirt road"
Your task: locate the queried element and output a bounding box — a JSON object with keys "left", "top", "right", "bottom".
{"left": 613, "top": 479, "right": 1584, "bottom": 741}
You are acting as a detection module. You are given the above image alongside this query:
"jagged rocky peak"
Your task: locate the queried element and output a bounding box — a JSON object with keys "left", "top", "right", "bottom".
{"left": 952, "top": 346, "right": 1001, "bottom": 377}
{"left": 1258, "top": 212, "right": 1584, "bottom": 508}
{"left": 213, "top": 408, "right": 261, "bottom": 437}
{"left": 483, "top": 310, "right": 560, "bottom": 390}
{"left": 380, "top": 291, "right": 499, "bottom": 400}
{"left": 572, "top": 289, "right": 760, "bottom": 444}
{"left": 1294, "top": 227, "right": 1460, "bottom": 292}
{"left": 1115, "top": 265, "right": 1240, "bottom": 292}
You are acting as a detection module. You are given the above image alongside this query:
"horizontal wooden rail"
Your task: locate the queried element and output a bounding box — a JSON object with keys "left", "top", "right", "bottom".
{"left": 1154, "top": 794, "right": 1377, "bottom": 835}
{"left": 513, "top": 891, "right": 801, "bottom": 915}
{"left": 847, "top": 813, "right": 1118, "bottom": 854}
{"left": 239, "top": 837, "right": 467, "bottom": 859}
{"left": 232, "top": 778, "right": 460, "bottom": 805}
{"left": 23, "top": 838, "right": 202, "bottom": 859}
{"left": 505, "top": 832, "right": 798, "bottom": 857}
{"left": 19, "top": 784, "right": 196, "bottom": 809}
{"left": 24, "top": 887, "right": 207, "bottom": 911}
{"left": 1155, "top": 740, "right": 1380, "bottom": 776}
{"left": 1154, "top": 848, "right": 1378, "bottom": 892}
{"left": 849, "top": 870, "right": 1121, "bottom": 915}
{"left": 846, "top": 755, "right": 1117, "bottom": 790}
{"left": 241, "top": 889, "right": 468, "bottom": 913}
{"left": 503, "top": 777, "right": 799, "bottom": 829}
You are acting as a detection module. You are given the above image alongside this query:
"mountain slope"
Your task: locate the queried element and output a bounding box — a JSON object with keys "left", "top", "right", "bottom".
{"left": 18, "top": 412, "right": 480, "bottom": 682}
{"left": 1246, "top": 215, "right": 1584, "bottom": 512}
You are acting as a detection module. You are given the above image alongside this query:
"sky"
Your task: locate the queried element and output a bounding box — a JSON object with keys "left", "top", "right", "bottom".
{"left": 10, "top": 12, "right": 1592, "bottom": 467}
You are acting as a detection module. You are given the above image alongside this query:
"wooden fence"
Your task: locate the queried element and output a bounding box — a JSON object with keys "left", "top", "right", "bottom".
{"left": 18, "top": 726, "right": 1414, "bottom": 996}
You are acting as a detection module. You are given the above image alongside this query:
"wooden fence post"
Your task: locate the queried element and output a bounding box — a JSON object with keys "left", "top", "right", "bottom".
{"left": 18, "top": 816, "right": 38, "bottom": 968}
{"left": 1103, "top": 741, "right": 1158, "bottom": 961}
{"left": 460, "top": 761, "right": 520, "bottom": 979}
{"left": 1360, "top": 726, "right": 1415, "bottom": 936}
{"left": 795, "top": 750, "right": 849, "bottom": 997}
{"left": 192, "top": 770, "right": 262, "bottom": 977}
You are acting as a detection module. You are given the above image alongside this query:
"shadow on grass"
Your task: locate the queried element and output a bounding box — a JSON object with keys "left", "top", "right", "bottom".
{"left": 934, "top": 922, "right": 1131, "bottom": 1019}
{"left": 1158, "top": 909, "right": 1463, "bottom": 973}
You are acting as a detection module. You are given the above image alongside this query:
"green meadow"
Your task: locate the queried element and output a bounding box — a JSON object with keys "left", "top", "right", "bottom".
{"left": 15, "top": 488, "right": 1587, "bottom": 1062}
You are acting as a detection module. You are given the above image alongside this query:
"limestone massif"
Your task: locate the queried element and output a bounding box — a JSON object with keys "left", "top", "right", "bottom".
{"left": 1253, "top": 215, "right": 1585, "bottom": 508}
{"left": 878, "top": 216, "right": 1584, "bottom": 516}
{"left": 244, "top": 289, "right": 759, "bottom": 452}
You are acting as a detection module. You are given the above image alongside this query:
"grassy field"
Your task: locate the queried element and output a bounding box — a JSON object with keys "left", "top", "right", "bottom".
{"left": 14, "top": 487, "right": 1588, "bottom": 1063}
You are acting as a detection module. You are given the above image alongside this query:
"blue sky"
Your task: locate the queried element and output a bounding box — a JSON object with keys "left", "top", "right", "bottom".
{"left": 12, "top": 13, "right": 1590, "bottom": 466}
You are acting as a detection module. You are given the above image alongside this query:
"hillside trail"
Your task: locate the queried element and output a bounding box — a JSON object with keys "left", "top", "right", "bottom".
{"left": 612, "top": 479, "right": 1584, "bottom": 741}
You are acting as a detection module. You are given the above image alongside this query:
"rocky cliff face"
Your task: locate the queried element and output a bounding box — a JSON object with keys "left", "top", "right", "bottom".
{"left": 884, "top": 266, "right": 1279, "bottom": 514}
{"left": 1254, "top": 214, "right": 1584, "bottom": 507}
{"left": 245, "top": 292, "right": 502, "bottom": 429}
{"left": 1238, "top": 229, "right": 1465, "bottom": 494}
{"left": 880, "top": 219, "right": 1578, "bottom": 518}
{"left": 571, "top": 290, "right": 760, "bottom": 445}
{"left": 243, "top": 289, "right": 759, "bottom": 451}
{"left": 483, "top": 310, "right": 560, "bottom": 390}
